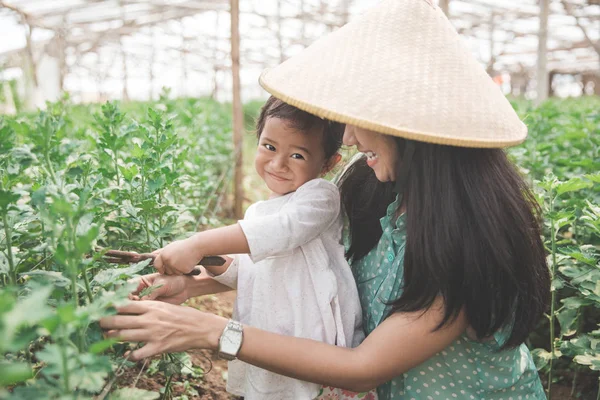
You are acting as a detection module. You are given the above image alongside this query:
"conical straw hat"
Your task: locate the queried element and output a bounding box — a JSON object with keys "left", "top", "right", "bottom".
{"left": 259, "top": 0, "right": 527, "bottom": 148}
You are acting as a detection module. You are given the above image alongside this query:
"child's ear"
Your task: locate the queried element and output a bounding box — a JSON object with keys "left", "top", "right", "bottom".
{"left": 321, "top": 153, "right": 342, "bottom": 175}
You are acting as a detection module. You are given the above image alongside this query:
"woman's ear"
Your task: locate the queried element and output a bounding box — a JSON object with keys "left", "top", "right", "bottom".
{"left": 321, "top": 153, "right": 342, "bottom": 175}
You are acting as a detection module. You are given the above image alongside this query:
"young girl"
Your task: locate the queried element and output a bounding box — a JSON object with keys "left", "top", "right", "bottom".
{"left": 102, "top": 1, "right": 550, "bottom": 398}
{"left": 148, "top": 96, "right": 370, "bottom": 399}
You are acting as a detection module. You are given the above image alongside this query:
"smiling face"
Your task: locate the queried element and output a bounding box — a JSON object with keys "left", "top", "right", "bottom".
{"left": 255, "top": 117, "right": 332, "bottom": 196}
{"left": 343, "top": 125, "right": 399, "bottom": 182}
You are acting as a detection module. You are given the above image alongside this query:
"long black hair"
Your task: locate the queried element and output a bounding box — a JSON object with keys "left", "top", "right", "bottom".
{"left": 339, "top": 140, "right": 550, "bottom": 349}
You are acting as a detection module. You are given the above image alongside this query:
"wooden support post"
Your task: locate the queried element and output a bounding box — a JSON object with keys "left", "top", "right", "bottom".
{"left": 149, "top": 27, "right": 155, "bottom": 100}
{"left": 487, "top": 12, "right": 495, "bottom": 76}
{"left": 119, "top": 0, "right": 129, "bottom": 101}
{"left": 212, "top": 11, "right": 220, "bottom": 100}
{"left": 300, "top": 0, "right": 306, "bottom": 45}
{"left": 340, "top": 0, "right": 350, "bottom": 26}
{"left": 439, "top": 0, "right": 450, "bottom": 17}
{"left": 536, "top": 0, "right": 549, "bottom": 104}
{"left": 180, "top": 21, "right": 187, "bottom": 98}
{"left": 276, "top": 0, "right": 284, "bottom": 63}
{"left": 230, "top": 0, "right": 244, "bottom": 219}
{"left": 57, "top": 28, "right": 66, "bottom": 92}
{"left": 121, "top": 36, "right": 129, "bottom": 101}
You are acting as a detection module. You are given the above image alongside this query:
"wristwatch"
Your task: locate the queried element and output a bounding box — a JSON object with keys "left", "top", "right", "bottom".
{"left": 218, "top": 319, "right": 244, "bottom": 360}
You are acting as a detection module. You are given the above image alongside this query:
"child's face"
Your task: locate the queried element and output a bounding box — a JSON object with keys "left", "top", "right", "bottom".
{"left": 255, "top": 117, "right": 331, "bottom": 196}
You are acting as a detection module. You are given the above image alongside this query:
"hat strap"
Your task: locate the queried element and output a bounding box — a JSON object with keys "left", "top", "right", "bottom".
{"left": 394, "top": 139, "right": 416, "bottom": 196}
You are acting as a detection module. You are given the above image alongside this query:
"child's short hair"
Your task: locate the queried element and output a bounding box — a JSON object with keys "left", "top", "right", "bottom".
{"left": 256, "top": 96, "right": 344, "bottom": 159}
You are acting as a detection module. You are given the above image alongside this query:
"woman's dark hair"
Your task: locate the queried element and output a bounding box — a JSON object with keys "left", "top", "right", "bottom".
{"left": 339, "top": 141, "right": 550, "bottom": 349}
{"left": 256, "top": 96, "right": 344, "bottom": 158}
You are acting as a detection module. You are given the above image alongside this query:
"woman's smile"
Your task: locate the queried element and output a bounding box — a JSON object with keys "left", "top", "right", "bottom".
{"left": 364, "top": 151, "right": 379, "bottom": 167}
{"left": 345, "top": 126, "right": 398, "bottom": 182}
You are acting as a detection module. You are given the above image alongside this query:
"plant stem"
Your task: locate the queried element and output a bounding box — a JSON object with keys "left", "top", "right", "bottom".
{"left": 82, "top": 268, "right": 93, "bottom": 304}
{"left": 59, "top": 336, "right": 71, "bottom": 392}
{"left": 158, "top": 191, "right": 164, "bottom": 248}
{"left": 44, "top": 152, "right": 57, "bottom": 184}
{"left": 548, "top": 200, "right": 557, "bottom": 399}
{"left": 144, "top": 217, "right": 151, "bottom": 251}
{"left": 69, "top": 260, "right": 79, "bottom": 306}
{"left": 114, "top": 149, "right": 120, "bottom": 187}
{"left": 2, "top": 212, "right": 17, "bottom": 285}
{"left": 570, "top": 367, "right": 578, "bottom": 398}
{"left": 161, "top": 374, "right": 173, "bottom": 400}
{"left": 140, "top": 166, "right": 151, "bottom": 249}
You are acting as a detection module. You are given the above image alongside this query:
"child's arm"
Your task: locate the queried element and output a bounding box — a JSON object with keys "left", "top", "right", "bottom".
{"left": 239, "top": 180, "right": 340, "bottom": 263}
{"left": 154, "top": 180, "right": 339, "bottom": 275}
{"left": 154, "top": 224, "right": 249, "bottom": 276}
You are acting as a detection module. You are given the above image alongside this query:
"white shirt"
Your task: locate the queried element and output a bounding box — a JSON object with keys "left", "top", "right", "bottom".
{"left": 212, "top": 178, "right": 364, "bottom": 400}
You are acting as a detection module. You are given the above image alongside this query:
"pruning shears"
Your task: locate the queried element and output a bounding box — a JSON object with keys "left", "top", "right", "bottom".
{"left": 100, "top": 249, "right": 226, "bottom": 276}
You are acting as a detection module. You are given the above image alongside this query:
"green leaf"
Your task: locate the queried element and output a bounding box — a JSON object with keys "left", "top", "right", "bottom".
{"left": 0, "top": 189, "right": 20, "bottom": 211}
{"left": 92, "top": 258, "right": 152, "bottom": 286}
{"left": 585, "top": 173, "right": 600, "bottom": 183}
{"left": 50, "top": 197, "right": 74, "bottom": 216}
{"left": 556, "top": 307, "right": 578, "bottom": 337}
{"left": 23, "top": 270, "right": 72, "bottom": 288}
{"left": 147, "top": 176, "right": 166, "bottom": 193}
{"left": 574, "top": 354, "right": 600, "bottom": 371}
{"left": 71, "top": 353, "right": 112, "bottom": 392}
{"left": 131, "top": 143, "right": 145, "bottom": 159}
{"left": 561, "top": 296, "right": 593, "bottom": 309}
{"left": 88, "top": 338, "right": 119, "bottom": 354}
{"left": 551, "top": 278, "right": 564, "bottom": 291}
{"left": 556, "top": 177, "right": 593, "bottom": 196}
{"left": 76, "top": 224, "right": 100, "bottom": 255}
{"left": 2, "top": 286, "right": 53, "bottom": 350}
{"left": 119, "top": 164, "right": 139, "bottom": 181}
{"left": 0, "top": 361, "right": 34, "bottom": 386}
{"left": 37, "top": 343, "right": 77, "bottom": 377}
{"left": 0, "top": 252, "right": 9, "bottom": 274}
{"left": 531, "top": 348, "right": 552, "bottom": 370}
{"left": 138, "top": 284, "right": 164, "bottom": 298}
{"left": 147, "top": 107, "right": 160, "bottom": 124}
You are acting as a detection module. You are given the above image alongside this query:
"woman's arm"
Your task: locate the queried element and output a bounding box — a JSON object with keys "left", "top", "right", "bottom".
{"left": 101, "top": 297, "right": 466, "bottom": 392}
{"left": 240, "top": 297, "right": 467, "bottom": 392}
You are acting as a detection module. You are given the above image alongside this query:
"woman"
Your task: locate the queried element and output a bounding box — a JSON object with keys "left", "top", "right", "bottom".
{"left": 101, "top": 0, "right": 550, "bottom": 398}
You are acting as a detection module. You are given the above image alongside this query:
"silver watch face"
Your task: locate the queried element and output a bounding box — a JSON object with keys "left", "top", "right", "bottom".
{"left": 220, "top": 330, "right": 243, "bottom": 355}
{"left": 219, "top": 321, "right": 243, "bottom": 359}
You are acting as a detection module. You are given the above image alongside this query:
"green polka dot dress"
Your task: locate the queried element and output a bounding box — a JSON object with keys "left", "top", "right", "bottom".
{"left": 350, "top": 195, "right": 546, "bottom": 400}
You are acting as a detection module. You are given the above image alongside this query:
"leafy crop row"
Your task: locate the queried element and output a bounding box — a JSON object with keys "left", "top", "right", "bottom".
{"left": 1, "top": 95, "right": 598, "bottom": 399}
{"left": 0, "top": 93, "right": 233, "bottom": 399}
{"left": 511, "top": 98, "right": 600, "bottom": 398}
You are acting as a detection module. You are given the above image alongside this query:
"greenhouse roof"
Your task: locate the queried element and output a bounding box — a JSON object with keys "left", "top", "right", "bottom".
{"left": 0, "top": 0, "right": 598, "bottom": 101}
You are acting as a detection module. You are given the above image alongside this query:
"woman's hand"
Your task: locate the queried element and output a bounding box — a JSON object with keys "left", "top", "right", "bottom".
{"left": 130, "top": 273, "right": 190, "bottom": 304}
{"left": 153, "top": 237, "right": 203, "bottom": 275}
{"left": 100, "top": 301, "right": 228, "bottom": 360}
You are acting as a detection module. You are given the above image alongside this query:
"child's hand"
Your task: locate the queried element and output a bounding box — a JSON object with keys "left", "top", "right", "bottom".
{"left": 153, "top": 237, "right": 203, "bottom": 275}
{"left": 130, "top": 273, "right": 189, "bottom": 304}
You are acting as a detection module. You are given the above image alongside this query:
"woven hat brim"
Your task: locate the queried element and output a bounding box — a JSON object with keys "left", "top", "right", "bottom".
{"left": 260, "top": 72, "right": 527, "bottom": 149}
{"left": 258, "top": 0, "right": 528, "bottom": 149}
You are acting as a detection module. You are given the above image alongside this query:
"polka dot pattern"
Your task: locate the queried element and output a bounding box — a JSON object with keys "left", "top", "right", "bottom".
{"left": 349, "top": 195, "right": 546, "bottom": 399}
